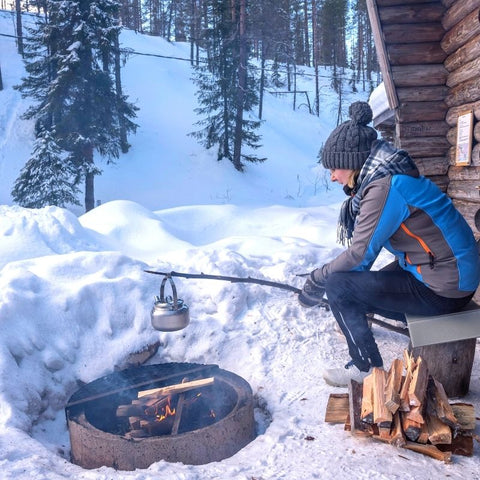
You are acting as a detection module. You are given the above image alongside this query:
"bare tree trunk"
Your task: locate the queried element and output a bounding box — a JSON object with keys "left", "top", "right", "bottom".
{"left": 114, "top": 33, "right": 129, "bottom": 153}
{"left": 0, "top": 64, "right": 3, "bottom": 91}
{"left": 303, "top": 0, "right": 310, "bottom": 67}
{"left": 312, "top": 0, "right": 320, "bottom": 116}
{"left": 84, "top": 145, "right": 96, "bottom": 212}
{"left": 15, "top": 0, "right": 24, "bottom": 56}
{"left": 233, "top": 0, "right": 246, "bottom": 171}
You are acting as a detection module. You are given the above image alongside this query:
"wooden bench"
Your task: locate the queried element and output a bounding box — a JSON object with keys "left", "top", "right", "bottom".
{"left": 405, "top": 300, "right": 480, "bottom": 398}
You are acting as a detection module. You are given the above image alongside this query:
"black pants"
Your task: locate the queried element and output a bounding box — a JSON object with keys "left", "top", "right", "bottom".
{"left": 324, "top": 262, "right": 473, "bottom": 372}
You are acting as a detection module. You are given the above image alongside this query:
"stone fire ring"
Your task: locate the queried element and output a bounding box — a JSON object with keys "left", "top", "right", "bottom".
{"left": 65, "top": 363, "right": 256, "bottom": 470}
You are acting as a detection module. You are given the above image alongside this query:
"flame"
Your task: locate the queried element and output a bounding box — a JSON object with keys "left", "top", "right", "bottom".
{"left": 154, "top": 397, "right": 176, "bottom": 422}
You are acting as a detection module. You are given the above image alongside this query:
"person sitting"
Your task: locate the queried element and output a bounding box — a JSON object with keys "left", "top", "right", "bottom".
{"left": 299, "top": 101, "right": 480, "bottom": 387}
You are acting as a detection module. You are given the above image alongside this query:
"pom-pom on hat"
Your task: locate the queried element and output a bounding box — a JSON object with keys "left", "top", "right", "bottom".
{"left": 321, "top": 101, "right": 378, "bottom": 170}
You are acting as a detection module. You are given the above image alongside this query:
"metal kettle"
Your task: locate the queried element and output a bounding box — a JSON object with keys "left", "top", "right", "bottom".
{"left": 150, "top": 276, "right": 190, "bottom": 332}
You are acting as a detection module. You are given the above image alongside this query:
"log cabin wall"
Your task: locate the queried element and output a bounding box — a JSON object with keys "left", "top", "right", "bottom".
{"left": 367, "top": 0, "right": 480, "bottom": 236}
{"left": 442, "top": 0, "right": 480, "bottom": 235}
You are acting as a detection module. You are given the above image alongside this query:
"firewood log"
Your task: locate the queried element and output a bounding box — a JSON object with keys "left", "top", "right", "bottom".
{"left": 384, "top": 358, "right": 403, "bottom": 414}
{"left": 426, "top": 413, "right": 452, "bottom": 445}
{"left": 361, "top": 374, "right": 374, "bottom": 423}
{"left": 137, "top": 377, "right": 215, "bottom": 399}
{"left": 401, "top": 411, "right": 422, "bottom": 442}
{"left": 408, "top": 356, "right": 428, "bottom": 407}
{"left": 390, "top": 412, "right": 407, "bottom": 448}
{"left": 403, "top": 442, "right": 452, "bottom": 463}
{"left": 428, "top": 377, "right": 458, "bottom": 428}
{"left": 450, "top": 403, "right": 476, "bottom": 431}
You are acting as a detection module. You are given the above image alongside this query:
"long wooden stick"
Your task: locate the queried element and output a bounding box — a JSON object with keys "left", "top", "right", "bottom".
{"left": 145, "top": 269, "right": 303, "bottom": 294}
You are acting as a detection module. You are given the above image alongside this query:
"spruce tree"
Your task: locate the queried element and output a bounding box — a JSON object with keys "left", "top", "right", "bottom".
{"left": 190, "top": 0, "right": 265, "bottom": 172}
{"left": 15, "top": 0, "right": 138, "bottom": 211}
{"left": 11, "top": 128, "right": 80, "bottom": 208}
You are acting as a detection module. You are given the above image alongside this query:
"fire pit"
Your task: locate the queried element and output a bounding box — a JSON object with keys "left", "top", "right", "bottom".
{"left": 65, "top": 363, "right": 256, "bottom": 470}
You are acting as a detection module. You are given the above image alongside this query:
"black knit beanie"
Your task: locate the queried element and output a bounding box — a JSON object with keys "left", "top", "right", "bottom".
{"left": 321, "top": 101, "right": 378, "bottom": 170}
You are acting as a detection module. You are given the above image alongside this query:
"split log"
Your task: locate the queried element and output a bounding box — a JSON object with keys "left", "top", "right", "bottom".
{"left": 441, "top": 7, "right": 480, "bottom": 55}
{"left": 348, "top": 379, "right": 374, "bottom": 437}
{"left": 116, "top": 403, "right": 145, "bottom": 417}
{"left": 437, "top": 434, "right": 474, "bottom": 457}
{"left": 361, "top": 374, "right": 374, "bottom": 423}
{"left": 417, "top": 420, "right": 430, "bottom": 444}
{"left": 427, "top": 377, "right": 458, "bottom": 428}
{"left": 408, "top": 356, "right": 428, "bottom": 407}
{"left": 171, "top": 393, "right": 185, "bottom": 435}
{"left": 403, "top": 442, "right": 452, "bottom": 463}
{"left": 427, "top": 413, "right": 452, "bottom": 445}
{"left": 372, "top": 368, "right": 392, "bottom": 438}
{"left": 401, "top": 411, "right": 422, "bottom": 442}
{"left": 405, "top": 405, "right": 425, "bottom": 425}
{"left": 445, "top": 33, "right": 480, "bottom": 72}
{"left": 384, "top": 358, "right": 403, "bottom": 414}
{"left": 442, "top": 0, "right": 480, "bottom": 31}
{"left": 450, "top": 403, "right": 476, "bottom": 430}
{"left": 137, "top": 377, "right": 215, "bottom": 399}
{"left": 324, "top": 393, "right": 349, "bottom": 424}
{"left": 390, "top": 412, "right": 406, "bottom": 447}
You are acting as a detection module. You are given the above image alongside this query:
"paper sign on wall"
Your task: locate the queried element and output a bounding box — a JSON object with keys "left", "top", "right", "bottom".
{"left": 455, "top": 111, "right": 474, "bottom": 166}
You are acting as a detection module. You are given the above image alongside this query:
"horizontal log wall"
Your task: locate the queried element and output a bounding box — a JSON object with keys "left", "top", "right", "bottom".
{"left": 372, "top": 0, "right": 449, "bottom": 190}
{"left": 443, "top": 0, "right": 480, "bottom": 233}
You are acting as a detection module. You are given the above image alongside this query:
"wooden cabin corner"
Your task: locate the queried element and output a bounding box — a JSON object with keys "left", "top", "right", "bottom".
{"left": 367, "top": 0, "right": 480, "bottom": 238}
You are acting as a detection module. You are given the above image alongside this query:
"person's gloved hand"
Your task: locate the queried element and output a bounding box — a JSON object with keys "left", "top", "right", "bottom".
{"left": 298, "top": 271, "right": 325, "bottom": 307}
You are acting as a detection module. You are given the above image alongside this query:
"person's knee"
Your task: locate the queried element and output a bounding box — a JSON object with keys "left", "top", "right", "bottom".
{"left": 325, "top": 272, "right": 349, "bottom": 300}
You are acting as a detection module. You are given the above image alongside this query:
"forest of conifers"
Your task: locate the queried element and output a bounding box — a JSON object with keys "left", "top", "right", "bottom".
{"left": 4, "top": 0, "right": 379, "bottom": 211}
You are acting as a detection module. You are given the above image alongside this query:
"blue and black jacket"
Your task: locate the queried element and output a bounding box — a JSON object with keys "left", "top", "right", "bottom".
{"left": 316, "top": 143, "right": 480, "bottom": 298}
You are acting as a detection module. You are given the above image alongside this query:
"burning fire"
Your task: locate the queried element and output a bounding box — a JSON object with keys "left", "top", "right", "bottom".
{"left": 153, "top": 397, "right": 176, "bottom": 422}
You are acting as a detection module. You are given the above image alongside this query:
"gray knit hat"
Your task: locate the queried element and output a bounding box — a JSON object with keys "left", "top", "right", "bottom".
{"left": 321, "top": 101, "right": 378, "bottom": 170}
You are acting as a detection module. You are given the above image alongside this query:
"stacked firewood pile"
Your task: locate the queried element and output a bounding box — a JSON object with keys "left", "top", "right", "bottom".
{"left": 325, "top": 351, "right": 477, "bottom": 463}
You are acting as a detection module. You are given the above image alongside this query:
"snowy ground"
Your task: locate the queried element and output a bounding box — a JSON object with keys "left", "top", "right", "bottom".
{"left": 1, "top": 9, "right": 480, "bottom": 480}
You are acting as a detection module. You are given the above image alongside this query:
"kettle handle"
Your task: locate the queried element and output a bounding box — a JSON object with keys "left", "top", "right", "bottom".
{"left": 159, "top": 275, "right": 179, "bottom": 309}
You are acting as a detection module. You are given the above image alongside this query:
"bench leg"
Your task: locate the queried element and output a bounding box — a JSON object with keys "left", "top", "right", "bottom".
{"left": 409, "top": 338, "right": 476, "bottom": 398}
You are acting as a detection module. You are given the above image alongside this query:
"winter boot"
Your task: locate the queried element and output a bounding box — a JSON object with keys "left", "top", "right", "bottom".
{"left": 322, "top": 361, "right": 371, "bottom": 387}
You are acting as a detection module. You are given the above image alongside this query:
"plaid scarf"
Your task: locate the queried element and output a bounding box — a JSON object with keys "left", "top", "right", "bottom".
{"left": 338, "top": 140, "right": 418, "bottom": 245}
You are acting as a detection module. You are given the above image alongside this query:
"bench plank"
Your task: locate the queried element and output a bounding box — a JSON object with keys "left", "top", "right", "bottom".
{"left": 406, "top": 301, "right": 480, "bottom": 348}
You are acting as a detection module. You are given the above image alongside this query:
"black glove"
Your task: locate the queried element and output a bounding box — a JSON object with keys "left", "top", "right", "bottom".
{"left": 298, "top": 271, "right": 325, "bottom": 307}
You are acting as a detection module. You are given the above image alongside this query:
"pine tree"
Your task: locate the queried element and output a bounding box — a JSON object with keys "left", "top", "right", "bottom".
{"left": 190, "top": 0, "right": 265, "bottom": 172}
{"left": 15, "top": 0, "right": 138, "bottom": 211}
{"left": 11, "top": 128, "right": 80, "bottom": 208}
